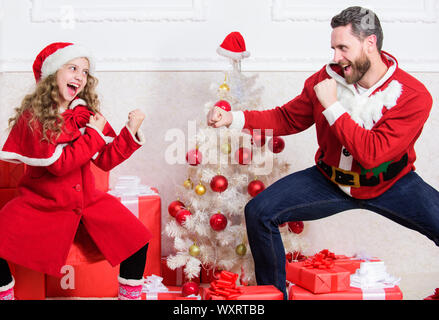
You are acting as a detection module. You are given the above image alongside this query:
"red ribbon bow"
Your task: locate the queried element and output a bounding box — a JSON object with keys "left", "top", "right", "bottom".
{"left": 303, "top": 249, "right": 336, "bottom": 269}
{"left": 209, "top": 271, "right": 243, "bottom": 299}
{"left": 63, "top": 105, "right": 93, "bottom": 130}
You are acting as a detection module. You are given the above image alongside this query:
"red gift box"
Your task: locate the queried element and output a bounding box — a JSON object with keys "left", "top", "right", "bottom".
{"left": 286, "top": 260, "right": 350, "bottom": 294}
{"left": 0, "top": 161, "right": 25, "bottom": 188}
{"left": 45, "top": 190, "right": 161, "bottom": 298}
{"left": 45, "top": 262, "right": 119, "bottom": 298}
{"left": 288, "top": 283, "right": 403, "bottom": 300}
{"left": 203, "top": 285, "right": 283, "bottom": 300}
{"left": 141, "top": 285, "right": 201, "bottom": 300}
{"left": 333, "top": 255, "right": 381, "bottom": 274}
{"left": 203, "top": 270, "right": 283, "bottom": 300}
{"left": 161, "top": 257, "right": 200, "bottom": 286}
{"left": 8, "top": 263, "right": 46, "bottom": 300}
{"left": 138, "top": 193, "right": 161, "bottom": 278}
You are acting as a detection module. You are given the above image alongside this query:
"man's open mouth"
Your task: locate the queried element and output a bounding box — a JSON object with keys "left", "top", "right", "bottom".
{"left": 342, "top": 64, "right": 351, "bottom": 73}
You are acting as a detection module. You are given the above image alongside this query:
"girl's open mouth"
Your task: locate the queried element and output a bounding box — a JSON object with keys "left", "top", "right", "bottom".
{"left": 67, "top": 83, "right": 79, "bottom": 96}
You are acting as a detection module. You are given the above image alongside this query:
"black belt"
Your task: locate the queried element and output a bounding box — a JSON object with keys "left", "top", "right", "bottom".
{"left": 317, "top": 153, "right": 408, "bottom": 188}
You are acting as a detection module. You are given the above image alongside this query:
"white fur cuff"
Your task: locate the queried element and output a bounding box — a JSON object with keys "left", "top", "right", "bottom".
{"left": 322, "top": 101, "right": 347, "bottom": 126}
{"left": 125, "top": 125, "right": 146, "bottom": 146}
{"left": 229, "top": 111, "right": 245, "bottom": 130}
{"left": 86, "top": 124, "right": 114, "bottom": 144}
{"left": 118, "top": 276, "right": 144, "bottom": 287}
{"left": 0, "top": 277, "right": 15, "bottom": 292}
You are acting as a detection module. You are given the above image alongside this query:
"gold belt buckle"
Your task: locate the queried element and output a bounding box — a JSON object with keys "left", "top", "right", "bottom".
{"left": 330, "top": 166, "right": 361, "bottom": 188}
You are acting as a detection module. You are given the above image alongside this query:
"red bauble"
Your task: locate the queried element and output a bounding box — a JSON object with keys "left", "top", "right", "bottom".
{"left": 168, "top": 200, "right": 185, "bottom": 218}
{"left": 210, "top": 175, "right": 228, "bottom": 193}
{"left": 210, "top": 213, "right": 228, "bottom": 231}
{"left": 181, "top": 281, "right": 200, "bottom": 297}
{"left": 175, "top": 209, "right": 192, "bottom": 225}
{"left": 186, "top": 149, "right": 202, "bottom": 166}
{"left": 251, "top": 131, "right": 266, "bottom": 147}
{"left": 287, "top": 221, "right": 304, "bottom": 234}
{"left": 268, "top": 136, "right": 285, "bottom": 153}
{"left": 235, "top": 147, "right": 252, "bottom": 165}
{"left": 247, "top": 180, "right": 265, "bottom": 197}
{"left": 214, "top": 100, "right": 231, "bottom": 112}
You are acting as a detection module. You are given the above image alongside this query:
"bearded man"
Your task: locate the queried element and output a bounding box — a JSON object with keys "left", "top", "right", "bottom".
{"left": 207, "top": 6, "right": 438, "bottom": 299}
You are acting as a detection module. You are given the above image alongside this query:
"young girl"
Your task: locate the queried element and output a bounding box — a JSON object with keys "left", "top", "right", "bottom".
{"left": 0, "top": 42, "right": 152, "bottom": 300}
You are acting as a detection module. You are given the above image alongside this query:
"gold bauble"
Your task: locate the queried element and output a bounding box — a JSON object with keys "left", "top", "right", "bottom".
{"left": 183, "top": 178, "right": 193, "bottom": 190}
{"left": 189, "top": 243, "right": 201, "bottom": 257}
{"left": 220, "top": 142, "right": 232, "bottom": 154}
{"left": 219, "top": 82, "right": 230, "bottom": 92}
{"left": 195, "top": 183, "right": 206, "bottom": 195}
{"left": 235, "top": 243, "right": 247, "bottom": 256}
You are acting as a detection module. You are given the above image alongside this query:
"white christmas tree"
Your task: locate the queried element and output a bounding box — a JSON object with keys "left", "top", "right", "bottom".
{"left": 165, "top": 33, "right": 308, "bottom": 285}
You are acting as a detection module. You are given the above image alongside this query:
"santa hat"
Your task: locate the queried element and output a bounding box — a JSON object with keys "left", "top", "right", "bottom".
{"left": 216, "top": 32, "right": 250, "bottom": 61}
{"left": 32, "top": 42, "right": 95, "bottom": 82}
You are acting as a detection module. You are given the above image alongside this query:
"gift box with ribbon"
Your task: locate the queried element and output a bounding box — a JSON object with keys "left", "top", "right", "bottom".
{"left": 108, "top": 176, "right": 161, "bottom": 278}
{"left": 141, "top": 274, "right": 201, "bottom": 300}
{"left": 288, "top": 260, "right": 402, "bottom": 300}
{"left": 288, "top": 283, "right": 403, "bottom": 300}
{"left": 286, "top": 249, "right": 351, "bottom": 294}
{"left": 350, "top": 261, "right": 400, "bottom": 289}
{"left": 45, "top": 176, "right": 161, "bottom": 298}
{"left": 333, "top": 252, "right": 381, "bottom": 274}
{"left": 203, "top": 271, "right": 283, "bottom": 300}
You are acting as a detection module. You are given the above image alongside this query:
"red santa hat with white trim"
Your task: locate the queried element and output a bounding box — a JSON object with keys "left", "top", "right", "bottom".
{"left": 32, "top": 42, "right": 95, "bottom": 82}
{"left": 216, "top": 32, "right": 250, "bottom": 61}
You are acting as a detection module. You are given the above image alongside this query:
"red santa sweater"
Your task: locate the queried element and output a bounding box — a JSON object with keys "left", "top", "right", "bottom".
{"left": 232, "top": 52, "right": 433, "bottom": 199}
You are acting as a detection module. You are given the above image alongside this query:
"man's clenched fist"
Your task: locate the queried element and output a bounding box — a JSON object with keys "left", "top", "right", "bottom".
{"left": 206, "top": 106, "right": 233, "bottom": 128}
{"left": 314, "top": 78, "right": 338, "bottom": 109}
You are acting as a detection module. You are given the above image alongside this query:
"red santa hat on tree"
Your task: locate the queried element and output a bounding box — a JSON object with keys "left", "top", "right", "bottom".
{"left": 32, "top": 42, "right": 95, "bottom": 82}
{"left": 216, "top": 32, "right": 250, "bottom": 61}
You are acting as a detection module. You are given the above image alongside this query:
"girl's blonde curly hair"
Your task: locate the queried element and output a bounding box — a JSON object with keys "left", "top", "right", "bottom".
{"left": 8, "top": 72, "right": 100, "bottom": 143}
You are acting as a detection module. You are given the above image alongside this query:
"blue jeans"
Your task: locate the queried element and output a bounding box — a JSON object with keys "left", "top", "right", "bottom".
{"left": 244, "top": 166, "right": 439, "bottom": 299}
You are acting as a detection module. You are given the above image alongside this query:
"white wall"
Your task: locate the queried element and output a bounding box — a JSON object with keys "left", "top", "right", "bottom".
{"left": 1, "top": 0, "right": 439, "bottom": 72}
{"left": 1, "top": 0, "right": 439, "bottom": 277}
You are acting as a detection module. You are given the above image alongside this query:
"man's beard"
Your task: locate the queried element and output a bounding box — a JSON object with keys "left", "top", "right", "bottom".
{"left": 342, "top": 53, "right": 371, "bottom": 84}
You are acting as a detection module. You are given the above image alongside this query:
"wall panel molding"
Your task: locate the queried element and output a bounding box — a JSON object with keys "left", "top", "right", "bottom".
{"left": 272, "top": 0, "right": 439, "bottom": 23}
{"left": 31, "top": 0, "right": 208, "bottom": 22}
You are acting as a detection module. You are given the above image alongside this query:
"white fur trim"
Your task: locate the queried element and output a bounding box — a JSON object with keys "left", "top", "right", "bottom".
{"left": 0, "top": 143, "right": 67, "bottom": 166}
{"left": 69, "top": 99, "right": 88, "bottom": 110}
{"left": 86, "top": 124, "right": 114, "bottom": 144}
{"left": 41, "top": 44, "right": 95, "bottom": 79}
{"left": 229, "top": 111, "right": 245, "bottom": 130}
{"left": 118, "top": 276, "right": 144, "bottom": 287}
{"left": 322, "top": 101, "right": 346, "bottom": 126}
{"left": 125, "top": 125, "right": 146, "bottom": 146}
{"left": 337, "top": 80, "right": 403, "bottom": 130}
{"left": 217, "top": 46, "right": 250, "bottom": 61}
{"left": 0, "top": 277, "right": 15, "bottom": 292}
